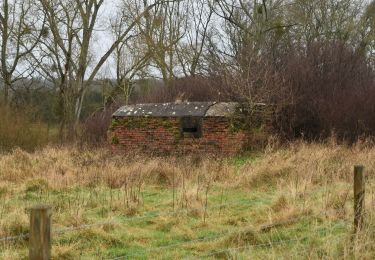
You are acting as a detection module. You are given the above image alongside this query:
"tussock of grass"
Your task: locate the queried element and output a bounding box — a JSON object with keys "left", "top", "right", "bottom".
{"left": 0, "top": 209, "right": 29, "bottom": 236}
{"left": 223, "top": 227, "right": 258, "bottom": 247}
{"left": 25, "top": 178, "right": 50, "bottom": 193}
{"left": 0, "top": 183, "right": 10, "bottom": 198}
{"left": 74, "top": 227, "right": 125, "bottom": 247}
{"left": 271, "top": 195, "right": 289, "bottom": 212}
{"left": 52, "top": 243, "right": 78, "bottom": 260}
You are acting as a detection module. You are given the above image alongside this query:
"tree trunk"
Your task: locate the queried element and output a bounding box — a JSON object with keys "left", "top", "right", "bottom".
{"left": 3, "top": 81, "right": 10, "bottom": 106}
{"left": 2, "top": 74, "right": 12, "bottom": 106}
{"left": 73, "top": 80, "right": 87, "bottom": 134}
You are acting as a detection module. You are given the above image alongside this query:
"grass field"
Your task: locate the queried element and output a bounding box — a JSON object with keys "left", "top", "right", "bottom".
{"left": 1, "top": 141, "right": 375, "bottom": 259}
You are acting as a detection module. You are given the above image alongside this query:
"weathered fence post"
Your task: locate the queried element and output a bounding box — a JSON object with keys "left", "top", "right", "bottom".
{"left": 29, "top": 205, "right": 51, "bottom": 260}
{"left": 354, "top": 165, "right": 365, "bottom": 233}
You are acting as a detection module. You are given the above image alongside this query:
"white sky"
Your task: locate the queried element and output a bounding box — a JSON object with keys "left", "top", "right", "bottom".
{"left": 92, "top": 0, "right": 122, "bottom": 79}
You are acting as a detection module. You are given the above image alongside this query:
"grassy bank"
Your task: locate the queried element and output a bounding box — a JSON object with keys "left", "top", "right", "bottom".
{"left": 0, "top": 141, "right": 375, "bottom": 259}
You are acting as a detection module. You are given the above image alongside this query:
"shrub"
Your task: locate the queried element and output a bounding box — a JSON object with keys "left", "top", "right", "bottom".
{"left": 132, "top": 76, "right": 228, "bottom": 104}
{"left": 0, "top": 105, "right": 52, "bottom": 152}
{"left": 81, "top": 105, "right": 119, "bottom": 146}
{"left": 216, "top": 40, "right": 375, "bottom": 142}
{"left": 275, "top": 41, "right": 375, "bottom": 141}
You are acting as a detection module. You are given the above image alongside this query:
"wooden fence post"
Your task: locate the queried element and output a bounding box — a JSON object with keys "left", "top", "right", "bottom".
{"left": 354, "top": 165, "right": 365, "bottom": 233}
{"left": 29, "top": 205, "right": 52, "bottom": 260}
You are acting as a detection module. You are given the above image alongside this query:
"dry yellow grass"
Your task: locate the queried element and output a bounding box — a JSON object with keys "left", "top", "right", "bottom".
{"left": 0, "top": 141, "right": 375, "bottom": 258}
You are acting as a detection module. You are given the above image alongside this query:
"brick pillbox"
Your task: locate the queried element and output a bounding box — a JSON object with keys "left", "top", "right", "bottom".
{"left": 109, "top": 102, "right": 249, "bottom": 155}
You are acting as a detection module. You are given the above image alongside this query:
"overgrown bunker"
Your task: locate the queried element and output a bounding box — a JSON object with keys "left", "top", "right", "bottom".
{"left": 109, "top": 102, "right": 248, "bottom": 155}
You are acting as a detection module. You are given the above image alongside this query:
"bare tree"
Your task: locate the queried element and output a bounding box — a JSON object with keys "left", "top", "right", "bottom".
{"left": 175, "top": 0, "right": 213, "bottom": 77}
{"left": 358, "top": 0, "right": 375, "bottom": 65}
{"left": 0, "top": 0, "right": 45, "bottom": 105}
{"left": 109, "top": 10, "right": 151, "bottom": 105}
{"left": 33, "top": 0, "right": 168, "bottom": 139}
{"left": 132, "top": 0, "right": 187, "bottom": 84}
{"left": 205, "top": 0, "right": 287, "bottom": 105}
{"left": 287, "top": 0, "right": 364, "bottom": 48}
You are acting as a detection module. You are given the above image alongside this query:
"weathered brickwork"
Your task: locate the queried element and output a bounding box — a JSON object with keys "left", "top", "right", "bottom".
{"left": 109, "top": 116, "right": 246, "bottom": 155}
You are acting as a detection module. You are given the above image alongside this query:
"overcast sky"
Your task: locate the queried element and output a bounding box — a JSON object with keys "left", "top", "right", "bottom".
{"left": 92, "top": 0, "right": 122, "bottom": 79}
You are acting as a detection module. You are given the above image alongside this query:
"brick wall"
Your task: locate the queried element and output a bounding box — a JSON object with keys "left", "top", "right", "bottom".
{"left": 109, "top": 116, "right": 246, "bottom": 155}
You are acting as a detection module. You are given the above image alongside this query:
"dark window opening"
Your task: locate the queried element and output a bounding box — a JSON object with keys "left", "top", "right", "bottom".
{"left": 183, "top": 127, "right": 198, "bottom": 133}
{"left": 181, "top": 117, "right": 202, "bottom": 138}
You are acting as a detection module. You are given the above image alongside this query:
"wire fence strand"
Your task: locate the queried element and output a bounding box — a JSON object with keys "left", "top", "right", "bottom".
{"left": 0, "top": 197, "right": 349, "bottom": 245}
{"left": 0, "top": 192, "right": 367, "bottom": 260}
{"left": 0, "top": 232, "right": 29, "bottom": 242}
{"left": 105, "top": 219, "right": 352, "bottom": 260}
{"left": 52, "top": 199, "right": 262, "bottom": 236}
{"left": 191, "top": 232, "right": 354, "bottom": 259}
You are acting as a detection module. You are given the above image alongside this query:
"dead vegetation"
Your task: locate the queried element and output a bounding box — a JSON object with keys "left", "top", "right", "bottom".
{"left": 1, "top": 141, "right": 375, "bottom": 258}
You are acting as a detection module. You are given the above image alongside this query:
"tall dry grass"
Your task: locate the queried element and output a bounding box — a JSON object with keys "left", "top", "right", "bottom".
{"left": 1, "top": 141, "right": 375, "bottom": 258}
{"left": 1, "top": 140, "right": 375, "bottom": 215}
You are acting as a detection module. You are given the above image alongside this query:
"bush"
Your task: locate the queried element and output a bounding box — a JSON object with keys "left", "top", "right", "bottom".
{"left": 132, "top": 76, "right": 228, "bottom": 104}
{"left": 275, "top": 42, "right": 375, "bottom": 141}
{"left": 0, "top": 105, "right": 52, "bottom": 152}
{"left": 81, "top": 106, "right": 119, "bottom": 146}
{"left": 215, "top": 40, "right": 375, "bottom": 143}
